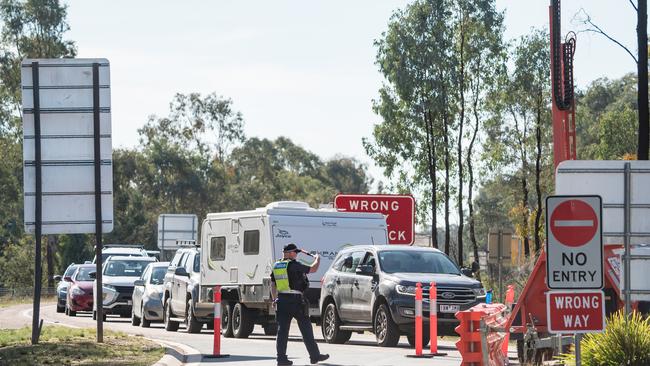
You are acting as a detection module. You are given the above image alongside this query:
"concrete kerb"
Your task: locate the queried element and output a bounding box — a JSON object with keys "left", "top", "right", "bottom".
{"left": 149, "top": 337, "right": 203, "bottom": 366}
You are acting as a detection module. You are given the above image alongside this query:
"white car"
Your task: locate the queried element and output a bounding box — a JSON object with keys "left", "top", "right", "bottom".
{"left": 93, "top": 256, "right": 157, "bottom": 321}
{"left": 92, "top": 244, "right": 156, "bottom": 263}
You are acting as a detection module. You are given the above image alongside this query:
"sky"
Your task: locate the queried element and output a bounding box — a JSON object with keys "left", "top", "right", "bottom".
{"left": 64, "top": 0, "right": 640, "bottom": 191}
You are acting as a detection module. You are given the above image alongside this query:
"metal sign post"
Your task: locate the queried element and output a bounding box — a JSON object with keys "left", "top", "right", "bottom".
{"left": 21, "top": 58, "right": 113, "bottom": 344}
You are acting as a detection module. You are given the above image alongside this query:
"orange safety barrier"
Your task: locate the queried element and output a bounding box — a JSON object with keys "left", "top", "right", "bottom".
{"left": 455, "top": 303, "right": 508, "bottom": 366}
{"left": 501, "top": 285, "right": 515, "bottom": 357}
{"left": 204, "top": 286, "right": 229, "bottom": 359}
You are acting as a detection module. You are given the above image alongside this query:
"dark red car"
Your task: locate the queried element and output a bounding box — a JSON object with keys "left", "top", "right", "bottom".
{"left": 65, "top": 264, "right": 95, "bottom": 316}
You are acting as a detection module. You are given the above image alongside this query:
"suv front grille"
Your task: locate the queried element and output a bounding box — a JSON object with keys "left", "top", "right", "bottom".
{"left": 422, "top": 286, "right": 476, "bottom": 304}
{"left": 113, "top": 285, "right": 134, "bottom": 302}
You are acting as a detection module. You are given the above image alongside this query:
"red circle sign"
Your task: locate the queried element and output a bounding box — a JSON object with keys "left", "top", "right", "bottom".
{"left": 550, "top": 199, "right": 598, "bottom": 247}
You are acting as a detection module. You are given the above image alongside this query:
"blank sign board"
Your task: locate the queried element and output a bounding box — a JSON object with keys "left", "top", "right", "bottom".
{"left": 22, "top": 59, "right": 113, "bottom": 234}
{"left": 158, "top": 214, "right": 198, "bottom": 250}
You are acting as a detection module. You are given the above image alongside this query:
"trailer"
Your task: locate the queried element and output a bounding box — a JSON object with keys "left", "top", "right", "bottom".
{"left": 198, "top": 201, "right": 388, "bottom": 338}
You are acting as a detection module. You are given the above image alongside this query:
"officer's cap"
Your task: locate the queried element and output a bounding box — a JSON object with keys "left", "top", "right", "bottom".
{"left": 283, "top": 243, "right": 300, "bottom": 253}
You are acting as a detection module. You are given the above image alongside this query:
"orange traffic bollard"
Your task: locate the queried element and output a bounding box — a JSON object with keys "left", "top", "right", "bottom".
{"left": 502, "top": 284, "right": 515, "bottom": 357}
{"left": 429, "top": 282, "right": 447, "bottom": 356}
{"left": 406, "top": 283, "right": 434, "bottom": 358}
{"left": 204, "top": 286, "right": 229, "bottom": 359}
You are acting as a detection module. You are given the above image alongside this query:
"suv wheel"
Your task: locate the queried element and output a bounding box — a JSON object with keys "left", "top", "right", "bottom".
{"left": 140, "top": 304, "right": 151, "bottom": 328}
{"left": 232, "top": 302, "right": 253, "bottom": 338}
{"left": 67, "top": 306, "right": 76, "bottom": 317}
{"left": 406, "top": 332, "right": 430, "bottom": 348}
{"left": 221, "top": 302, "right": 234, "bottom": 338}
{"left": 374, "top": 303, "right": 400, "bottom": 347}
{"left": 164, "top": 299, "right": 179, "bottom": 332}
{"left": 186, "top": 299, "right": 203, "bottom": 333}
{"left": 131, "top": 305, "right": 141, "bottom": 326}
{"left": 57, "top": 304, "right": 65, "bottom": 313}
{"left": 322, "top": 303, "right": 351, "bottom": 344}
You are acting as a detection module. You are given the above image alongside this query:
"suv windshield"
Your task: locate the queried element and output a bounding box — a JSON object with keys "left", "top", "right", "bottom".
{"left": 76, "top": 267, "right": 95, "bottom": 281}
{"left": 150, "top": 267, "right": 166, "bottom": 285}
{"left": 104, "top": 260, "right": 153, "bottom": 277}
{"left": 378, "top": 251, "right": 460, "bottom": 275}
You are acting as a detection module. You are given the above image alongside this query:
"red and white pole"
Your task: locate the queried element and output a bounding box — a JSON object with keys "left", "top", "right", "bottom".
{"left": 430, "top": 281, "right": 438, "bottom": 354}
{"left": 205, "top": 286, "right": 229, "bottom": 358}
{"left": 415, "top": 282, "right": 423, "bottom": 357}
{"left": 502, "top": 284, "right": 515, "bottom": 357}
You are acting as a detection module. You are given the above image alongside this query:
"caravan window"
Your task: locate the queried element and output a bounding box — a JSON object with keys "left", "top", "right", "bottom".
{"left": 210, "top": 237, "right": 226, "bottom": 261}
{"left": 243, "top": 230, "right": 259, "bottom": 255}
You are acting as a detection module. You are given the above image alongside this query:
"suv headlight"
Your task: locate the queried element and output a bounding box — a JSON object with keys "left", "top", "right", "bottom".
{"left": 70, "top": 287, "right": 85, "bottom": 296}
{"left": 396, "top": 285, "right": 417, "bottom": 296}
{"left": 472, "top": 288, "right": 486, "bottom": 296}
{"left": 102, "top": 284, "right": 118, "bottom": 305}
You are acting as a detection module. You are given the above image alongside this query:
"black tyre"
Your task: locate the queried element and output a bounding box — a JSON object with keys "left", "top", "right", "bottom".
{"left": 56, "top": 305, "right": 65, "bottom": 313}
{"left": 406, "top": 332, "right": 430, "bottom": 348}
{"left": 263, "top": 323, "right": 278, "bottom": 336}
{"left": 321, "top": 302, "right": 352, "bottom": 344}
{"left": 221, "top": 302, "right": 233, "bottom": 338}
{"left": 141, "top": 304, "right": 151, "bottom": 328}
{"left": 232, "top": 302, "right": 253, "bottom": 338}
{"left": 164, "top": 299, "right": 179, "bottom": 332}
{"left": 131, "top": 305, "right": 141, "bottom": 326}
{"left": 92, "top": 310, "right": 105, "bottom": 321}
{"left": 186, "top": 299, "right": 203, "bottom": 333}
{"left": 92, "top": 310, "right": 96, "bottom": 320}
{"left": 374, "top": 303, "right": 400, "bottom": 347}
{"left": 206, "top": 321, "right": 214, "bottom": 330}
{"left": 67, "top": 307, "right": 76, "bottom": 317}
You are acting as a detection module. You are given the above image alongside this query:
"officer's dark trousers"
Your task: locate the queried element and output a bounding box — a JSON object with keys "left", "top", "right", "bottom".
{"left": 276, "top": 294, "right": 320, "bottom": 362}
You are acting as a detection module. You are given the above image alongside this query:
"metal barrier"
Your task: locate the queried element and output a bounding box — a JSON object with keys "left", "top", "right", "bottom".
{"left": 0, "top": 287, "right": 57, "bottom": 298}
{"left": 455, "top": 303, "right": 509, "bottom": 366}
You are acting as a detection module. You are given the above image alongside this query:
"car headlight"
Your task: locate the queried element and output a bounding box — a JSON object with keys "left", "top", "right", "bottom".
{"left": 102, "top": 284, "right": 118, "bottom": 305}
{"left": 70, "top": 287, "right": 85, "bottom": 296}
{"left": 396, "top": 285, "right": 417, "bottom": 296}
{"left": 472, "top": 288, "right": 486, "bottom": 296}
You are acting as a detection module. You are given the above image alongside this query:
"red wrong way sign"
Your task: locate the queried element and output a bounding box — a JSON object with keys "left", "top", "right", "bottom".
{"left": 546, "top": 290, "right": 605, "bottom": 333}
{"left": 334, "top": 194, "right": 415, "bottom": 245}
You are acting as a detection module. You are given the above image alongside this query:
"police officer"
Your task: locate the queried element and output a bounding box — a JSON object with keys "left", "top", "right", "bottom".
{"left": 271, "top": 243, "right": 329, "bottom": 366}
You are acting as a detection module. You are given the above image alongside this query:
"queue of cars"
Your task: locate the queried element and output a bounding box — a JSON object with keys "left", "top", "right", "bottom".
{"left": 54, "top": 239, "right": 486, "bottom": 348}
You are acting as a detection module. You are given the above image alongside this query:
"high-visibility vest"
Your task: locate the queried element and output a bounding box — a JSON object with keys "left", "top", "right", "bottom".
{"left": 273, "top": 259, "right": 302, "bottom": 294}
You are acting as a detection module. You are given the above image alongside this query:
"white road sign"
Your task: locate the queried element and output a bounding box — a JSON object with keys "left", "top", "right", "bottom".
{"left": 22, "top": 59, "right": 113, "bottom": 234}
{"left": 546, "top": 195, "right": 603, "bottom": 289}
{"left": 158, "top": 214, "right": 199, "bottom": 250}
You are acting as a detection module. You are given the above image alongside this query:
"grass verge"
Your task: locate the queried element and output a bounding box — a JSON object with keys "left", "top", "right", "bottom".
{"left": 0, "top": 326, "right": 164, "bottom": 366}
{"left": 0, "top": 296, "right": 55, "bottom": 309}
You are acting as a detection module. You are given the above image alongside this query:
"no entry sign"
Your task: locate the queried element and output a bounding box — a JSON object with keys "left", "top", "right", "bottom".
{"left": 334, "top": 194, "right": 415, "bottom": 245}
{"left": 546, "top": 290, "right": 605, "bottom": 333}
{"left": 546, "top": 195, "right": 603, "bottom": 289}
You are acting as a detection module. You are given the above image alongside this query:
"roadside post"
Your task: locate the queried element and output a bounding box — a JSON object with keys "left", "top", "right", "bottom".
{"left": 428, "top": 282, "right": 447, "bottom": 357}
{"left": 205, "top": 286, "right": 229, "bottom": 359}
{"left": 21, "top": 59, "right": 113, "bottom": 344}
{"left": 545, "top": 195, "right": 605, "bottom": 365}
{"left": 406, "top": 283, "right": 435, "bottom": 358}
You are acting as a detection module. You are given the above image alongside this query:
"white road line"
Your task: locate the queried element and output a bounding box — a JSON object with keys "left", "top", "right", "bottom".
{"left": 21, "top": 307, "right": 82, "bottom": 329}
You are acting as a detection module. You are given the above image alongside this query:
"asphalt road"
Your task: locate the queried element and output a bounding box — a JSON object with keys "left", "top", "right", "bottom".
{"left": 0, "top": 302, "right": 519, "bottom": 365}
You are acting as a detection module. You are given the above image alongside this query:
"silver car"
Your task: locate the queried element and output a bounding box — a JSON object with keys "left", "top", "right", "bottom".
{"left": 54, "top": 264, "right": 79, "bottom": 313}
{"left": 131, "top": 262, "right": 169, "bottom": 327}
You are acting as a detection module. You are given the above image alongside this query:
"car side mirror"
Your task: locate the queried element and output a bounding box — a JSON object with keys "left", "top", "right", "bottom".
{"left": 53, "top": 275, "right": 62, "bottom": 281}
{"left": 355, "top": 264, "right": 374, "bottom": 276}
{"left": 461, "top": 268, "right": 473, "bottom": 277}
{"left": 63, "top": 276, "right": 73, "bottom": 282}
{"left": 133, "top": 279, "right": 145, "bottom": 286}
{"left": 175, "top": 267, "right": 190, "bottom": 277}
{"left": 89, "top": 271, "right": 96, "bottom": 279}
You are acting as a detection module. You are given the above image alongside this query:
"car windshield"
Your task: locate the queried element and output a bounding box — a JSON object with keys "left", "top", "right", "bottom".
{"left": 150, "top": 267, "right": 166, "bottom": 285}
{"left": 75, "top": 267, "right": 95, "bottom": 281}
{"left": 64, "top": 265, "right": 78, "bottom": 277}
{"left": 104, "top": 260, "right": 153, "bottom": 277}
{"left": 378, "top": 251, "right": 460, "bottom": 275}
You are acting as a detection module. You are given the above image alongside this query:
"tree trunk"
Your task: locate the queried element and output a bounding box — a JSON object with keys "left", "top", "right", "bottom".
{"left": 425, "top": 110, "right": 438, "bottom": 248}
{"left": 521, "top": 171, "right": 530, "bottom": 257}
{"left": 456, "top": 12, "right": 466, "bottom": 267}
{"left": 468, "top": 59, "right": 481, "bottom": 278}
{"left": 534, "top": 95, "right": 543, "bottom": 253}
{"left": 443, "top": 97, "right": 451, "bottom": 256}
{"left": 46, "top": 235, "right": 56, "bottom": 288}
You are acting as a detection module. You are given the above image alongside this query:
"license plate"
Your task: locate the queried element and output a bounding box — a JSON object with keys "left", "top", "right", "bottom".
{"left": 439, "top": 304, "right": 459, "bottom": 313}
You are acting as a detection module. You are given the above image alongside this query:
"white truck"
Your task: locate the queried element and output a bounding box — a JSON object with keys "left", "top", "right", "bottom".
{"left": 198, "top": 201, "right": 388, "bottom": 338}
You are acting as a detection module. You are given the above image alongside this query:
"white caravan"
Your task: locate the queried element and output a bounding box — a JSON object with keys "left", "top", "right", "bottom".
{"left": 199, "top": 201, "right": 388, "bottom": 338}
